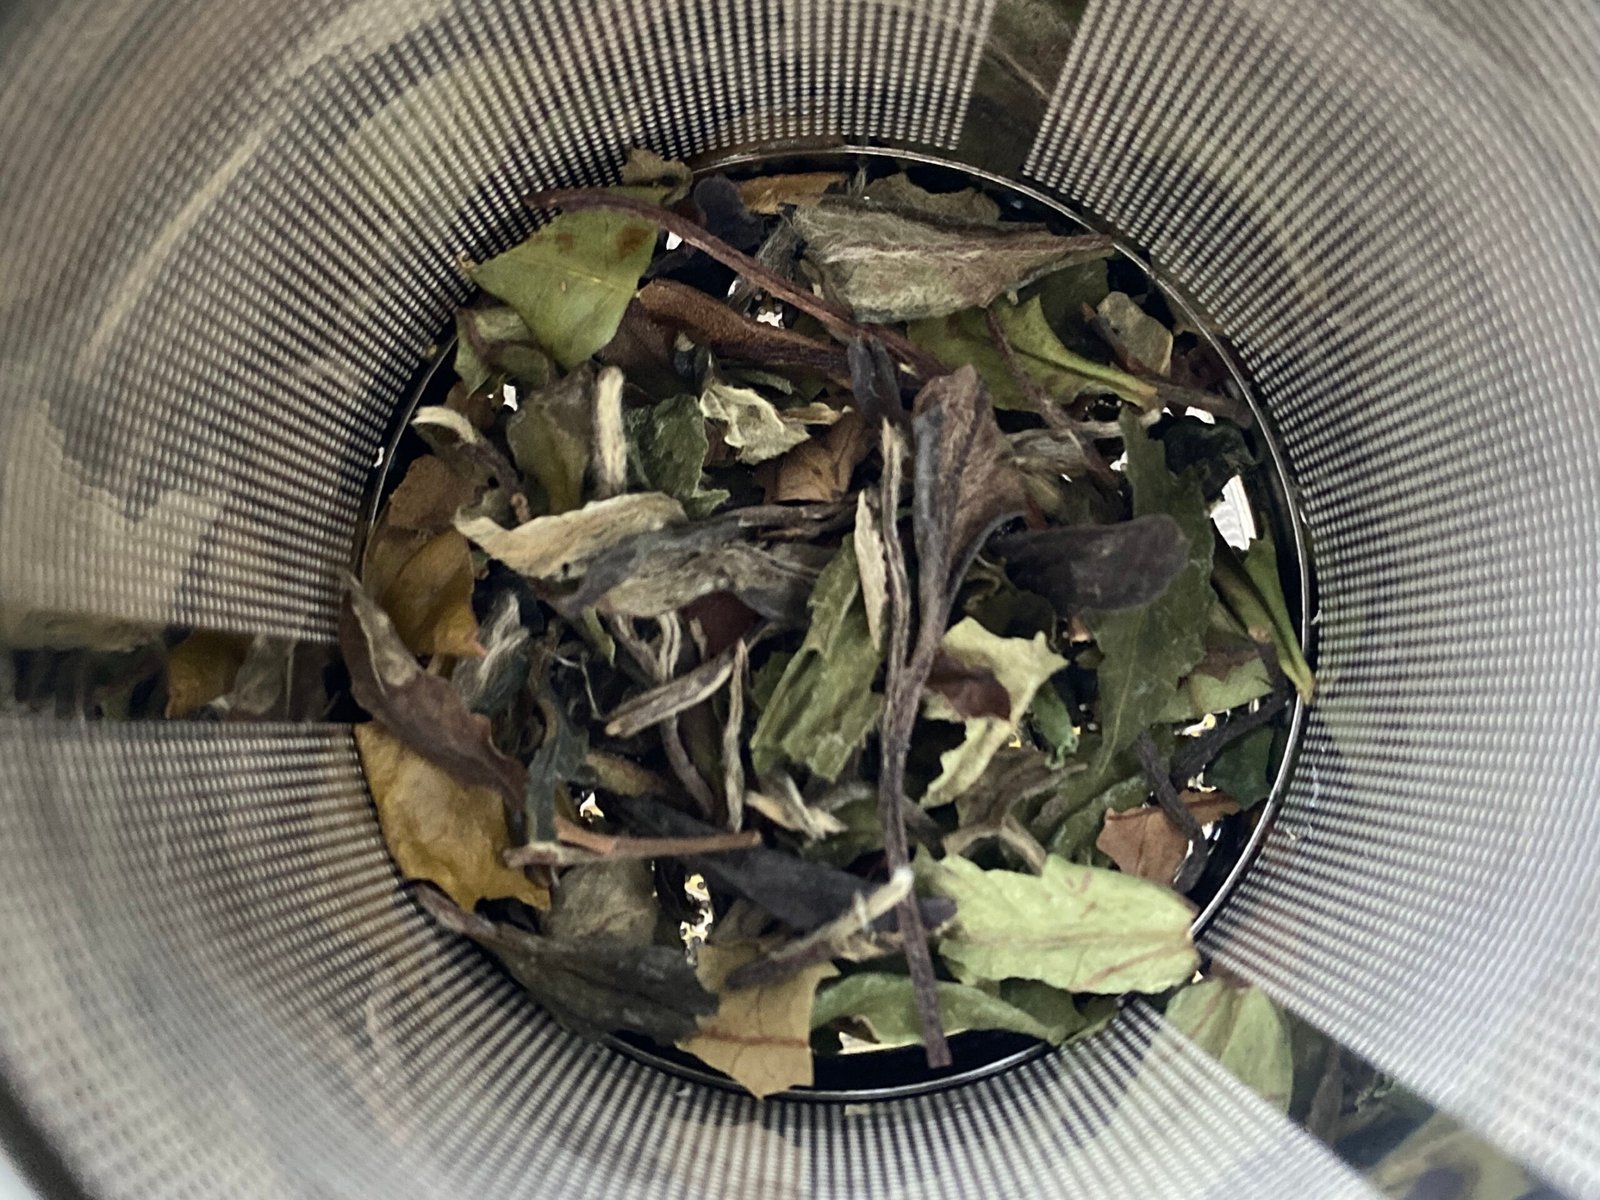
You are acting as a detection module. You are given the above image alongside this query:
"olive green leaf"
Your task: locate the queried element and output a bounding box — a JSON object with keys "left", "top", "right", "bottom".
{"left": 1205, "top": 726, "right": 1280, "bottom": 808}
{"left": 454, "top": 304, "right": 552, "bottom": 394}
{"left": 750, "top": 537, "right": 884, "bottom": 782}
{"left": 506, "top": 368, "right": 592, "bottom": 515}
{"left": 1084, "top": 410, "right": 1215, "bottom": 773}
{"left": 1213, "top": 527, "right": 1314, "bottom": 702}
{"left": 811, "top": 973, "right": 1074, "bottom": 1047}
{"left": 861, "top": 173, "right": 1002, "bottom": 224}
{"left": 471, "top": 194, "right": 663, "bottom": 369}
{"left": 625, "top": 393, "right": 730, "bottom": 519}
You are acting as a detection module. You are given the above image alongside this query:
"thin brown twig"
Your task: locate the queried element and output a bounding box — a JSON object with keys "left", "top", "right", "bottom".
{"left": 501, "top": 816, "right": 761, "bottom": 865}
{"left": 1135, "top": 730, "right": 1209, "bottom": 891}
{"left": 526, "top": 187, "right": 946, "bottom": 379}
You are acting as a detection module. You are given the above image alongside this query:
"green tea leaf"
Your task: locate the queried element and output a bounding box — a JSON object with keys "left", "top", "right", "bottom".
{"left": 750, "top": 538, "right": 884, "bottom": 782}
{"left": 471, "top": 197, "right": 662, "bottom": 369}
{"left": 456, "top": 493, "right": 685, "bottom": 581}
{"left": 1028, "top": 679, "right": 1079, "bottom": 765}
{"left": 811, "top": 973, "right": 1070, "bottom": 1047}
{"left": 789, "top": 203, "right": 1110, "bottom": 323}
{"left": 1084, "top": 410, "right": 1215, "bottom": 772}
{"left": 1213, "top": 528, "right": 1314, "bottom": 702}
{"left": 1166, "top": 978, "right": 1293, "bottom": 1112}
{"left": 1033, "top": 257, "right": 1110, "bottom": 351}
{"left": 1159, "top": 608, "right": 1273, "bottom": 720}
{"left": 908, "top": 296, "right": 1156, "bottom": 412}
{"left": 920, "top": 618, "right": 1067, "bottom": 808}
{"left": 1045, "top": 774, "right": 1148, "bottom": 861}
{"left": 544, "top": 859, "right": 658, "bottom": 945}
{"left": 919, "top": 853, "right": 1199, "bottom": 993}
{"left": 506, "top": 368, "right": 592, "bottom": 515}
{"left": 1205, "top": 726, "right": 1279, "bottom": 808}
{"left": 1000, "top": 980, "right": 1117, "bottom": 1045}
{"left": 1096, "top": 292, "right": 1172, "bottom": 375}
{"left": 455, "top": 304, "right": 552, "bottom": 394}
{"left": 860, "top": 173, "right": 1002, "bottom": 224}
{"left": 626, "top": 394, "right": 729, "bottom": 519}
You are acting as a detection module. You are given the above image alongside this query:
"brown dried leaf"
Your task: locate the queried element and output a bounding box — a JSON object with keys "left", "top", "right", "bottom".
{"left": 1096, "top": 791, "right": 1240, "bottom": 885}
{"left": 164, "top": 631, "right": 251, "bottom": 718}
{"left": 384, "top": 456, "right": 477, "bottom": 534}
{"left": 677, "top": 940, "right": 837, "bottom": 1098}
{"left": 377, "top": 529, "right": 483, "bottom": 659}
{"left": 910, "top": 366, "right": 1028, "bottom": 617}
{"left": 738, "top": 172, "right": 848, "bottom": 214}
{"left": 355, "top": 723, "right": 548, "bottom": 910}
{"left": 925, "top": 649, "right": 1011, "bottom": 721}
{"left": 992, "top": 516, "right": 1191, "bottom": 616}
{"left": 762, "top": 410, "right": 872, "bottom": 503}
{"left": 339, "top": 577, "right": 525, "bottom": 811}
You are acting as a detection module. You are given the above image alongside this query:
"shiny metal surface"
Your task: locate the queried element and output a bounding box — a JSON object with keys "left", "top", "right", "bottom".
{"left": 2, "top": 0, "right": 1598, "bottom": 1196}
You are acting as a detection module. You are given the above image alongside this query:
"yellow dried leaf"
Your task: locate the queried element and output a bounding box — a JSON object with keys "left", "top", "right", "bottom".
{"left": 1096, "top": 791, "right": 1240, "bottom": 884}
{"left": 677, "top": 941, "right": 837, "bottom": 1098}
{"left": 355, "top": 722, "right": 548, "bottom": 911}
{"left": 164, "top": 631, "right": 251, "bottom": 718}
{"left": 377, "top": 529, "right": 483, "bottom": 659}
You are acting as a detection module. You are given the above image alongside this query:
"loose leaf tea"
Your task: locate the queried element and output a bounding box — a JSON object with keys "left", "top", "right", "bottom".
{"left": 322, "top": 152, "right": 1312, "bottom": 1095}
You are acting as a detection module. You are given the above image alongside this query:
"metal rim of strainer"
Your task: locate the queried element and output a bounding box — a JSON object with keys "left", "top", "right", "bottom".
{"left": 356, "top": 144, "right": 1316, "bottom": 1102}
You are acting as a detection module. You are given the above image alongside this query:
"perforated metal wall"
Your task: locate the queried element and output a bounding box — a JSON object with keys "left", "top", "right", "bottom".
{"left": 1, "top": 0, "right": 1598, "bottom": 1196}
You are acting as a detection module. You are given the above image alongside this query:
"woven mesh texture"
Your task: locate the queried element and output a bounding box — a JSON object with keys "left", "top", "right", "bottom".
{"left": 2, "top": 0, "right": 1599, "bottom": 1195}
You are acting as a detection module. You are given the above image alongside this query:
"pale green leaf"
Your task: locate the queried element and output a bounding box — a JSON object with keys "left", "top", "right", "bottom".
{"left": 920, "top": 618, "right": 1067, "bottom": 808}
{"left": 750, "top": 538, "right": 884, "bottom": 782}
{"left": 506, "top": 369, "right": 591, "bottom": 515}
{"left": 1166, "top": 979, "right": 1294, "bottom": 1112}
{"left": 1000, "top": 980, "right": 1117, "bottom": 1046}
{"left": 1084, "top": 410, "right": 1215, "bottom": 772}
{"left": 625, "top": 394, "right": 729, "bottom": 519}
{"left": 1205, "top": 726, "right": 1278, "bottom": 808}
{"left": 920, "top": 853, "right": 1198, "bottom": 994}
{"left": 1044, "top": 774, "right": 1148, "bottom": 862}
{"left": 456, "top": 493, "right": 684, "bottom": 581}
{"left": 1216, "top": 527, "right": 1315, "bottom": 702}
{"left": 1028, "top": 679, "right": 1079, "bottom": 765}
{"left": 471, "top": 197, "right": 662, "bottom": 369}
{"left": 454, "top": 305, "right": 552, "bottom": 394}
{"left": 860, "top": 173, "right": 1002, "bottom": 224}
{"left": 811, "top": 973, "right": 1070, "bottom": 1047}
{"left": 1096, "top": 291, "right": 1172, "bottom": 375}
{"left": 699, "top": 381, "right": 838, "bottom": 465}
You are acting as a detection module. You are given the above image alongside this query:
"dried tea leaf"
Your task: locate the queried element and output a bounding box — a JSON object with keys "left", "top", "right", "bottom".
{"left": 456, "top": 493, "right": 685, "bottom": 581}
{"left": 908, "top": 298, "right": 1156, "bottom": 413}
{"left": 1028, "top": 680, "right": 1079, "bottom": 765}
{"left": 1159, "top": 612, "right": 1274, "bottom": 721}
{"left": 452, "top": 591, "right": 531, "bottom": 722}
{"left": 609, "top": 795, "right": 954, "bottom": 935}
{"left": 789, "top": 203, "right": 1111, "bottom": 323}
{"left": 749, "top": 537, "right": 884, "bottom": 782}
{"left": 1096, "top": 291, "right": 1173, "bottom": 375}
{"left": 744, "top": 772, "right": 848, "bottom": 840}
{"left": 618, "top": 146, "right": 692, "bottom": 201}
{"left": 592, "top": 366, "right": 627, "bottom": 499}
{"left": 677, "top": 941, "right": 837, "bottom": 1098}
{"left": 738, "top": 172, "right": 848, "bottom": 214}
{"left": 356, "top": 723, "right": 547, "bottom": 910}
{"left": 605, "top": 645, "right": 737, "bottom": 739}
{"left": 853, "top": 491, "right": 888, "bottom": 651}
{"left": 1095, "top": 790, "right": 1240, "bottom": 884}
{"left": 506, "top": 368, "right": 592, "bottom": 515}
{"left": 1044, "top": 775, "right": 1148, "bottom": 862}
{"left": 920, "top": 618, "right": 1067, "bottom": 808}
{"left": 727, "top": 869, "right": 917, "bottom": 989}
{"left": 634, "top": 279, "right": 850, "bottom": 382}
{"left": 1084, "top": 411, "right": 1215, "bottom": 772}
{"left": 1205, "top": 726, "right": 1278, "bottom": 808}
{"left": 1213, "top": 528, "right": 1314, "bottom": 702}
{"left": 455, "top": 303, "right": 552, "bottom": 394}
{"left": 811, "top": 974, "right": 1070, "bottom": 1048}
{"left": 993, "top": 516, "right": 1191, "bottom": 616}
{"left": 1001, "top": 980, "right": 1116, "bottom": 1046}
{"left": 861, "top": 173, "right": 1002, "bottom": 224}
{"left": 910, "top": 366, "right": 1028, "bottom": 614}
{"left": 699, "top": 381, "right": 840, "bottom": 465}
{"left": 382, "top": 455, "right": 478, "bottom": 534}
{"left": 377, "top": 529, "right": 483, "bottom": 659}
{"left": 919, "top": 853, "right": 1199, "bottom": 994}
{"left": 760, "top": 410, "right": 872, "bottom": 503}
{"left": 339, "top": 577, "right": 525, "bottom": 810}
{"left": 472, "top": 199, "right": 662, "bottom": 369}
{"left": 564, "top": 521, "right": 826, "bottom": 626}
{"left": 419, "top": 889, "right": 713, "bottom": 1044}
{"left": 1166, "top": 978, "right": 1293, "bottom": 1112}
{"left": 164, "top": 631, "right": 250, "bottom": 718}
{"left": 626, "top": 393, "right": 730, "bottom": 519}
{"left": 544, "top": 859, "right": 657, "bottom": 945}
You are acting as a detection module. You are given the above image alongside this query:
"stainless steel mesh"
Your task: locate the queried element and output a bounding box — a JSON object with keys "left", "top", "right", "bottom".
{"left": 1, "top": 0, "right": 1598, "bottom": 1196}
